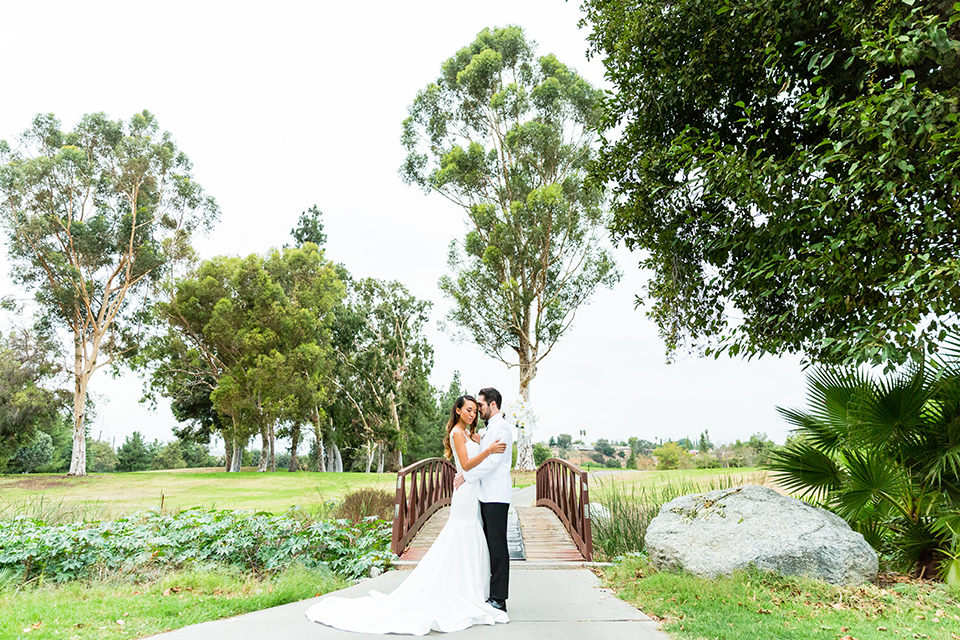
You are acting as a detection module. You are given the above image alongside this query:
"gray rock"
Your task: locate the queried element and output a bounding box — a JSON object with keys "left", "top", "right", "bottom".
{"left": 590, "top": 502, "right": 611, "bottom": 524}
{"left": 645, "top": 485, "right": 877, "bottom": 585}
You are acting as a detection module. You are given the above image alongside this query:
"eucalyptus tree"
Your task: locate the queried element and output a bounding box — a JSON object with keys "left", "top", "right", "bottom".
{"left": 400, "top": 26, "right": 620, "bottom": 391}
{"left": 401, "top": 25, "right": 620, "bottom": 469}
{"left": 329, "top": 278, "right": 433, "bottom": 472}
{"left": 0, "top": 111, "right": 218, "bottom": 475}
{"left": 143, "top": 244, "right": 343, "bottom": 471}
{"left": 580, "top": 0, "right": 960, "bottom": 366}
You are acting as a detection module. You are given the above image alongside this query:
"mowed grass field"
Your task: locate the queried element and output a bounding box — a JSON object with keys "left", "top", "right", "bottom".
{"left": 0, "top": 468, "right": 396, "bottom": 522}
{"left": 0, "top": 465, "right": 768, "bottom": 524}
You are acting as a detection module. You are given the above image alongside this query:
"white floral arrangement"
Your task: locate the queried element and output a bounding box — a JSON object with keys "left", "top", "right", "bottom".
{"left": 500, "top": 396, "right": 539, "bottom": 434}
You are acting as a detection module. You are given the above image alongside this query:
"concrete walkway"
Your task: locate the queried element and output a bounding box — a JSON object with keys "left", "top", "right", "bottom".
{"left": 151, "top": 485, "right": 672, "bottom": 639}
{"left": 150, "top": 567, "right": 670, "bottom": 639}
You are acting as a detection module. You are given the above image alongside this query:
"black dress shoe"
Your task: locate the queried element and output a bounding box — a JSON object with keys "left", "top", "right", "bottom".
{"left": 486, "top": 598, "right": 507, "bottom": 612}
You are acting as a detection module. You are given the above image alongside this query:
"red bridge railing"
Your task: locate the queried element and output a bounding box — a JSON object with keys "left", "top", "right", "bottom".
{"left": 536, "top": 458, "right": 593, "bottom": 561}
{"left": 391, "top": 457, "right": 456, "bottom": 556}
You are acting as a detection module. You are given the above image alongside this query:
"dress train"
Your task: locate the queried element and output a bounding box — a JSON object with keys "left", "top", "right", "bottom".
{"left": 304, "top": 439, "right": 509, "bottom": 635}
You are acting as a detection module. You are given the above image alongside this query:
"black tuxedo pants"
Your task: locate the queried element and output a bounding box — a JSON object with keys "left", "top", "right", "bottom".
{"left": 480, "top": 501, "right": 510, "bottom": 601}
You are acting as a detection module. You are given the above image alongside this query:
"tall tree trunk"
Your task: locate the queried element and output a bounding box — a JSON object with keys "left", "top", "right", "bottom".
{"left": 258, "top": 426, "right": 269, "bottom": 472}
{"left": 288, "top": 424, "right": 300, "bottom": 471}
{"left": 515, "top": 352, "right": 536, "bottom": 471}
{"left": 364, "top": 442, "right": 376, "bottom": 473}
{"left": 377, "top": 444, "right": 385, "bottom": 473}
{"left": 68, "top": 331, "right": 89, "bottom": 476}
{"left": 268, "top": 423, "right": 276, "bottom": 472}
{"left": 230, "top": 436, "right": 243, "bottom": 472}
{"left": 224, "top": 441, "right": 233, "bottom": 471}
{"left": 327, "top": 438, "right": 342, "bottom": 473}
{"left": 311, "top": 411, "right": 326, "bottom": 472}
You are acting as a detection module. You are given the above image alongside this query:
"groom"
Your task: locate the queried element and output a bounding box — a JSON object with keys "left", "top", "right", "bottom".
{"left": 455, "top": 387, "right": 512, "bottom": 612}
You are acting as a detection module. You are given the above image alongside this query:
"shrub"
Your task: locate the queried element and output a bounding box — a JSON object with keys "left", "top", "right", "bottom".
{"left": 181, "top": 441, "right": 220, "bottom": 468}
{"left": 152, "top": 441, "right": 187, "bottom": 470}
{"left": 14, "top": 432, "right": 54, "bottom": 474}
{"left": 693, "top": 453, "right": 721, "bottom": 469}
{"left": 116, "top": 432, "right": 153, "bottom": 472}
{"left": 604, "top": 458, "right": 622, "bottom": 469}
{"left": 653, "top": 441, "right": 692, "bottom": 470}
{"left": 768, "top": 353, "right": 960, "bottom": 583}
{"left": 590, "top": 452, "right": 606, "bottom": 465}
{"left": 533, "top": 442, "right": 552, "bottom": 466}
{"left": 0, "top": 507, "right": 394, "bottom": 583}
{"left": 594, "top": 438, "right": 615, "bottom": 457}
{"left": 87, "top": 439, "right": 118, "bottom": 473}
{"left": 333, "top": 489, "right": 394, "bottom": 524}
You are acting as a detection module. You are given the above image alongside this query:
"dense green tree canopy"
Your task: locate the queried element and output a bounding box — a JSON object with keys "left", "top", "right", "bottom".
{"left": 581, "top": 0, "right": 960, "bottom": 366}
{"left": 142, "top": 243, "right": 343, "bottom": 471}
{"left": 0, "top": 326, "right": 67, "bottom": 472}
{"left": 116, "top": 431, "right": 153, "bottom": 472}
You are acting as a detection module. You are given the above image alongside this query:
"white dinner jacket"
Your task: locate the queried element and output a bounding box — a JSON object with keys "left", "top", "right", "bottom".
{"left": 462, "top": 411, "right": 513, "bottom": 504}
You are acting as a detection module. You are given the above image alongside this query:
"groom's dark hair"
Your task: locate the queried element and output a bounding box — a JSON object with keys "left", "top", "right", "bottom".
{"left": 478, "top": 387, "right": 502, "bottom": 410}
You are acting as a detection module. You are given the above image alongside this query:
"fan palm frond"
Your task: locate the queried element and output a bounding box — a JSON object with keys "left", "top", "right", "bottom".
{"left": 848, "top": 365, "right": 935, "bottom": 453}
{"left": 775, "top": 406, "right": 845, "bottom": 454}
{"left": 804, "top": 367, "right": 870, "bottom": 431}
{"left": 925, "top": 443, "right": 960, "bottom": 492}
{"left": 936, "top": 328, "right": 960, "bottom": 367}
{"left": 849, "top": 517, "right": 886, "bottom": 552}
{"left": 833, "top": 448, "right": 908, "bottom": 520}
{"left": 778, "top": 350, "right": 960, "bottom": 579}
{"left": 931, "top": 510, "right": 960, "bottom": 538}
{"left": 765, "top": 441, "right": 842, "bottom": 503}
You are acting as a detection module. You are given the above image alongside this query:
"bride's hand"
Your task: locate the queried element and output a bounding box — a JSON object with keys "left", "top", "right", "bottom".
{"left": 487, "top": 439, "right": 506, "bottom": 455}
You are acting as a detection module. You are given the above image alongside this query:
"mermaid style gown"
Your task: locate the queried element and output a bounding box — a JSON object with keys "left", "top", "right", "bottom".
{"left": 304, "top": 438, "right": 510, "bottom": 635}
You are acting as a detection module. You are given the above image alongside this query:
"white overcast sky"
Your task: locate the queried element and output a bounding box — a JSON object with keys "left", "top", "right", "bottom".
{"left": 0, "top": 0, "right": 810, "bottom": 450}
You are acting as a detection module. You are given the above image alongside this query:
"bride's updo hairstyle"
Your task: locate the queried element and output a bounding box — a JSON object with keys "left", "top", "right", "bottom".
{"left": 442, "top": 395, "right": 479, "bottom": 460}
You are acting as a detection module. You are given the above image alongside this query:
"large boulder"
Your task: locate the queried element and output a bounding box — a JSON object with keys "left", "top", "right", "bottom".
{"left": 645, "top": 485, "right": 877, "bottom": 585}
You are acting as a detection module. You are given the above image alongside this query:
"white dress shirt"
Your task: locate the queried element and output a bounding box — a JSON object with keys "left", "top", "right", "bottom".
{"left": 462, "top": 411, "right": 513, "bottom": 504}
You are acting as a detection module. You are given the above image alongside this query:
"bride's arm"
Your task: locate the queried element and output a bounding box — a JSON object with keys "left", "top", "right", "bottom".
{"left": 452, "top": 430, "right": 506, "bottom": 472}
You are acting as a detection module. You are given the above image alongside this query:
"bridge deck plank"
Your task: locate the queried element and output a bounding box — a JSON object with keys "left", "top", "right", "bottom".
{"left": 397, "top": 505, "right": 584, "bottom": 562}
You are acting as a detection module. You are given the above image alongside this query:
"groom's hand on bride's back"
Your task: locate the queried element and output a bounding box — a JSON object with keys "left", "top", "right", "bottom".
{"left": 454, "top": 472, "right": 465, "bottom": 490}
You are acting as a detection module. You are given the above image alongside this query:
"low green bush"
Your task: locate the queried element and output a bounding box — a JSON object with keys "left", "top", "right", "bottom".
{"left": 0, "top": 507, "right": 394, "bottom": 583}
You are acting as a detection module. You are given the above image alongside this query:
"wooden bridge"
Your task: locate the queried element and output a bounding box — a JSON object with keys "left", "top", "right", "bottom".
{"left": 391, "top": 457, "right": 593, "bottom": 563}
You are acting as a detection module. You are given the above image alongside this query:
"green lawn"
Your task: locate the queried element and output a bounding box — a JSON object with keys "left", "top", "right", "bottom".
{"left": 0, "top": 467, "right": 541, "bottom": 524}
{"left": 0, "top": 469, "right": 395, "bottom": 523}
{"left": 604, "top": 556, "right": 960, "bottom": 640}
{"left": 0, "top": 564, "right": 345, "bottom": 640}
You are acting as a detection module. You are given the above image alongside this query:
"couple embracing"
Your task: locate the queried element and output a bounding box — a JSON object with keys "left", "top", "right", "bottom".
{"left": 305, "top": 387, "right": 514, "bottom": 635}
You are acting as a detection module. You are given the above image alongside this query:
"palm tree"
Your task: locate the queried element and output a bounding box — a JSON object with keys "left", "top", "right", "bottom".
{"left": 767, "top": 340, "right": 960, "bottom": 584}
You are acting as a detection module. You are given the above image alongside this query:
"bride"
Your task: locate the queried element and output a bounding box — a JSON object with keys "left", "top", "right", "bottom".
{"left": 304, "top": 395, "right": 510, "bottom": 635}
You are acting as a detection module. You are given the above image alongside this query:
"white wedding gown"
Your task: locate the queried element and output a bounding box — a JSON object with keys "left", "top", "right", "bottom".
{"left": 305, "top": 438, "right": 510, "bottom": 635}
